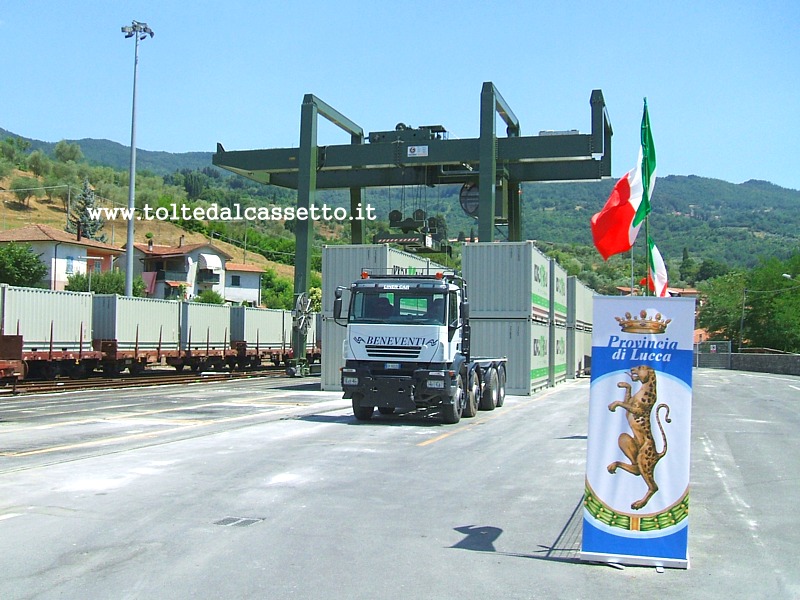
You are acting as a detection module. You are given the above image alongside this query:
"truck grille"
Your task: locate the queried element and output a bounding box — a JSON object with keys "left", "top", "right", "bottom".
{"left": 365, "top": 344, "right": 421, "bottom": 359}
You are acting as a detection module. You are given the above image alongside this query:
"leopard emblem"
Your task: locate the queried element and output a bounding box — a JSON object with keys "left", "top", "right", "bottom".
{"left": 607, "top": 365, "right": 671, "bottom": 510}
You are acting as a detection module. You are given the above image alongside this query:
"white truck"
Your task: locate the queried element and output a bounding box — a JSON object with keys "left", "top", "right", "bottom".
{"left": 333, "top": 270, "right": 507, "bottom": 423}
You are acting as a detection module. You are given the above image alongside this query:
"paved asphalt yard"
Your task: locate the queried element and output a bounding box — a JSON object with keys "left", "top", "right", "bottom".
{"left": 0, "top": 369, "right": 798, "bottom": 599}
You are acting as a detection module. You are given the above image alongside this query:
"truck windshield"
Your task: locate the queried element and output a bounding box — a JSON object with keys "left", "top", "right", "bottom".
{"left": 350, "top": 291, "right": 447, "bottom": 325}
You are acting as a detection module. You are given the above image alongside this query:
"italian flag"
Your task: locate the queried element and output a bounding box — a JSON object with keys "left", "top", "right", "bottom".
{"left": 590, "top": 100, "right": 657, "bottom": 260}
{"left": 644, "top": 235, "right": 669, "bottom": 297}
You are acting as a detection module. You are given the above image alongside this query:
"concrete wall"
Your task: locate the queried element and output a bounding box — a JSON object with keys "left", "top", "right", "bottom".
{"left": 730, "top": 354, "right": 800, "bottom": 376}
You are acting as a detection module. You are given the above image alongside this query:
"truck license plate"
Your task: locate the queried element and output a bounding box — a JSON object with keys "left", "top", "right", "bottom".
{"left": 384, "top": 362, "right": 401, "bottom": 370}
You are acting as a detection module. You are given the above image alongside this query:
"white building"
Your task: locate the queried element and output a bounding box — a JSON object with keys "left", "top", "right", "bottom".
{"left": 0, "top": 224, "right": 122, "bottom": 290}
{"left": 224, "top": 263, "right": 263, "bottom": 306}
{"left": 128, "top": 241, "right": 233, "bottom": 300}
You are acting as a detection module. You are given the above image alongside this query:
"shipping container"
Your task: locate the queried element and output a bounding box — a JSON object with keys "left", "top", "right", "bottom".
{"left": 468, "top": 318, "right": 550, "bottom": 395}
{"left": 92, "top": 295, "right": 180, "bottom": 352}
{"left": 230, "top": 306, "right": 286, "bottom": 347}
{"left": 550, "top": 323, "right": 568, "bottom": 386}
{"left": 568, "top": 276, "right": 594, "bottom": 330}
{"left": 550, "top": 259, "right": 568, "bottom": 325}
{"left": 308, "top": 313, "right": 321, "bottom": 351}
{"left": 580, "top": 329, "right": 593, "bottom": 375}
{"left": 321, "top": 315, "right": 348, "bottom": 391}
{"left": 321, "top": 245, "right": 445, "bottom": 316}
{"left": 180, "top": 302, "right": 233, "bottom": 351}
{"left": 0, "top": 285, "right": 93, "bottom": 353}
{"left": 461, "top": 242, "right": 551, "bottom": 321}
{"left": 567, "top": 326, "right": 593, "bottom": 378}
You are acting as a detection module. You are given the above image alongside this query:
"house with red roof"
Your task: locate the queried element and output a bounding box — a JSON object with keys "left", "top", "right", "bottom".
{"left": 127, "top": 239, "right": 232, "bottom": 300}
{"left": 127, "top": 239, "right": 262, "bottom": 304}
{"left": 0, "top": 224, "right": 122, "bottom": 290}
{"left": 225, "top": 263, "right": 263, "bottom": 305}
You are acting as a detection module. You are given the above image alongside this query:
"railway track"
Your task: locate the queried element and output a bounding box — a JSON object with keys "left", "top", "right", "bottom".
{"left": 0, "top": 365, "right": 296, "bottom": 397}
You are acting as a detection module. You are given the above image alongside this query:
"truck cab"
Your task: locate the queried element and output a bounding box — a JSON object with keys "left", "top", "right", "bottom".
{"left": 334, "top": 271, "right": 505, "bottom": 423}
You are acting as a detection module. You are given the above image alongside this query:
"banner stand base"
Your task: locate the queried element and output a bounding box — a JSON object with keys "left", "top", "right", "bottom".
{"left": 580, "top": 551, "right": 689, "bottom": 570}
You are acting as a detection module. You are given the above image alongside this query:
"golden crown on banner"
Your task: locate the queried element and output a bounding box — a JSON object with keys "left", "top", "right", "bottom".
{"left": 615, "top": 310, "right": 671, "bottom": 334}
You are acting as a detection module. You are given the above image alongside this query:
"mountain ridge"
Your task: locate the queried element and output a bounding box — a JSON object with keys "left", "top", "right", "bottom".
{"left": 3, "top": 126, "right": 799, "bottom": 271}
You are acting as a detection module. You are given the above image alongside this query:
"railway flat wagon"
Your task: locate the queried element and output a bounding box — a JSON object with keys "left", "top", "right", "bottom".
{"left": 230, "top": 306, "right": 287, "bottom": 368}
{"left": 92, "top": 295, "right": 181, "bottom": 375}
{"left": 177, "top": 302, "right": 235, "bottom": 372}
{"left": 0, "top": 284, "right": 99, "bottom": 379}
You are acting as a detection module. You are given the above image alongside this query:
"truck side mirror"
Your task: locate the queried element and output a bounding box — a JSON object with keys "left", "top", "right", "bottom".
{"left": 460, "top": 301, "right": 469, "bottom": 321}
{"left": 333, "top": 287, "right": 345, "bottom": 322}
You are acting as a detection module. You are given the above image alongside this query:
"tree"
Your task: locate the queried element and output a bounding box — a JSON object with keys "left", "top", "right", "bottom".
{"left": 26, "top": 150, "right": 51, "bottom": 177}
{"left": 10, "top": 175, "right": 39, "bottom": 206}
{"left": 695, "top": 259, "right": 729, "bottom": 282}
{"left": 308, "top": 286, "right": 322, "bottom": 312}
{"left": 0, "top": 242, "right": 48, "bottom": 287}
{"left": 182, "top": 170, "right": 207, "bottom": 199}
{"left": 193, "top": 289, "right": 225, "bottom": 304}
{"left": 65, "top": 269, "right": 146, "bottom": 296}
{"left": 54, "top": 140, "right": 83, "bottom": 163}
{"left": 740, "top": 257, "right": 800, "bottom": 352}
{"left": 0, "top": 158, "right": 12, "bottom": 179}
{"left": 0, "top": 136, "right": 31, "bottom": 167}
{"left": 679, "top": 247, "right": 699, "bottom": 283}
{"left": 697, "top": 272, "right": 746, "bottom": 346}
{"left": 698, "top": 255, "right": 800, "bottom": 352}
{"left": 261, "top": 268, "right": 294, "bottom": 309}
{"left": 66, "top": 178, "right": 107, "bottom": 242}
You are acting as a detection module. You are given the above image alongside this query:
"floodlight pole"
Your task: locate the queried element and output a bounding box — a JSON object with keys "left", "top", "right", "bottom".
{"left": 121, "top": 20, "right": 154, "bottom": 296}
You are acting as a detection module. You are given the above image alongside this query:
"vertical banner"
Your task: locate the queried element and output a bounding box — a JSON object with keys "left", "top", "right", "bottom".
{"left": 581, "top": 296, "right": 695, "bottom": 568}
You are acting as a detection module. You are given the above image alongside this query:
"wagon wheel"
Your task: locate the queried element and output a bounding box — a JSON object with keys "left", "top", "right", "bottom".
{"left": 293, "top": 292, "right": 313, "bottom": 336}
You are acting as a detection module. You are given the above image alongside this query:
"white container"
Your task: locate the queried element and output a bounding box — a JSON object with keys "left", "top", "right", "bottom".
{"left": 92, "top": 295, "right": 180, "bottom": 351}
{"left": 462, "top": 242, "right": 551, "bottom": 321}
{"left": 0, "top": 285, "right": 93, "bottom": 352}
{"left": 550, "top": 323, "right": 568, "bottom": 385}
{"left": 321, "top": 315, "right": 348, "bottom": 391}
{"left": 580, "top": 329, "right": 593, "bottom": 374}
{"left": 567, "top": 326, "right": 577, "bottom": 380}
{"left": 275, "top": 310, "right": 319, "bottom": 352}
{"left": 568, "top": 276, "right": 594, "bottom": 329}
{"left": 230, "top": 306, "right": 286, "bottom": 347}
{"left": 550, "top": 259, "right": 568, "bottom": 325}
{"left": 309, "top": 313, "right": 321, "bottom": 350}
{"left": 469, "top": 317, "right": 550, "bottom": 395}
{"left": 180, "top": 302, "right": 232, "bottom": 351}
{"left": 321, "top": 245, "right": 445, "bottom": 316}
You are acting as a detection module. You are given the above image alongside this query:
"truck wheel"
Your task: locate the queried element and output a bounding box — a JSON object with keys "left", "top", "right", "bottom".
{"left": 352, "top": 394, "right": 374, "bottom": 421}
{"left": 479, "top": 368, "right": 499, "bottom": 411}
{"left": 496, "top": 365, "right": 507, "bottom": 407}
{"left": 462, "top": 370, "right": 479, "bottom": 418}
{"left": 441, "top": 374, "right": 464, "bottom": 424}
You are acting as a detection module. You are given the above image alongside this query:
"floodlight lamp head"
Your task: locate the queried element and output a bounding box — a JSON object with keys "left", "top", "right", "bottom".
{"left": 123, "top": 21, "right": 154, "bottom": 39}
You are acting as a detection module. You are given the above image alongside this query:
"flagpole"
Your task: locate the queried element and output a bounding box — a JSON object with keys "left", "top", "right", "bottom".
{"left": 645, "top": 217, "right": 651, "bottom": 296}
{"left": 630, "top": 250, "right": 635, "bottom": 296}
{"left": 641, "top": 97, "right": 654, "bottom": 297}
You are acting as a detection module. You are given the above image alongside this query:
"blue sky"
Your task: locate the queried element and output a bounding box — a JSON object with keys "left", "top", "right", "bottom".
{"left": 1, "top": 1, "right": 798, "bottom": 190}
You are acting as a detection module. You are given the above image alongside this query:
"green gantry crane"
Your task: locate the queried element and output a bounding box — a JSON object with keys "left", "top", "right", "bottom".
{"left": 213, "top": 82, "right": 612, "bottom": 375}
